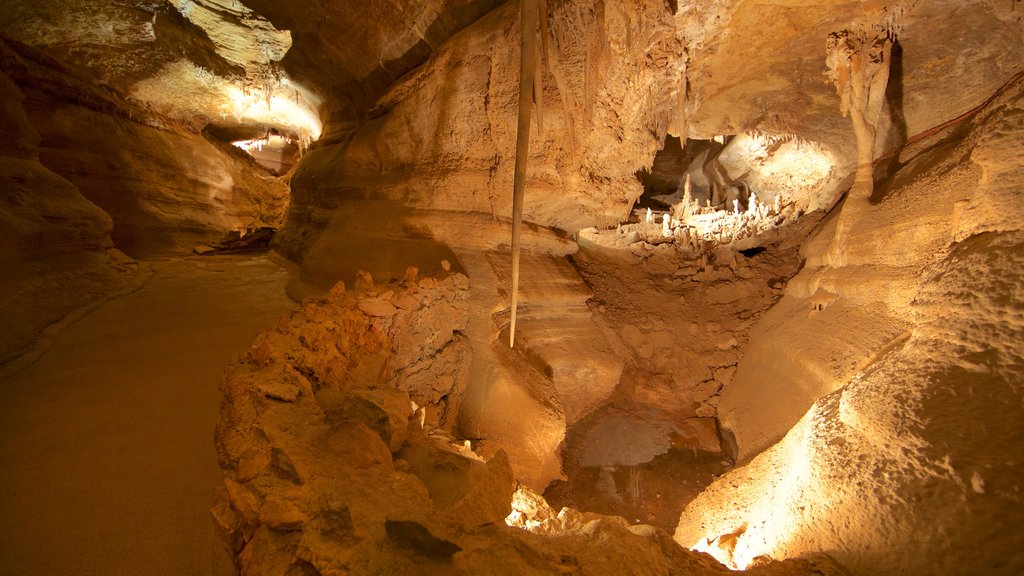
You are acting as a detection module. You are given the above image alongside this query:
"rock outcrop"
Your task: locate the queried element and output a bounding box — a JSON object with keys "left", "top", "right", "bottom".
{"left": 676, "top": 68, "right": 1024, "bottom": 576}
{"left": 1, "top": 40, "right": 290, "bottom": 257}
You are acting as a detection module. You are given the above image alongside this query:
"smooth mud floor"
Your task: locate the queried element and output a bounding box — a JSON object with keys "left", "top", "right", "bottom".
{"left": 0, "top": 255, "right": 296, "bottom": 576}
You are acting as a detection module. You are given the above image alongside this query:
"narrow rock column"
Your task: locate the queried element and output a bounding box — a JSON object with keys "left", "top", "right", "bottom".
{"left": 510, "top": 0, "right": 540, "bottom": 348}
{"left": 826, "top": 30, "right": 893, "bottom": 204}
{"left": 824, "top": 29, "right": 893, "bottom": 265}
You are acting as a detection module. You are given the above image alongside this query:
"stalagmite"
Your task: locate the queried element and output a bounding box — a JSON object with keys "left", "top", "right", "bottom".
{"left": 675, "top": 173, "right": 693, "bottom": 221}
{"left": 509, "top": 0, "right": 540, "bottom": 348}
{"left": 646, "top": 207, "right": 654, "bottom": 223}
{"left": 662, "top": 213, "right": 671, "bottom": 237}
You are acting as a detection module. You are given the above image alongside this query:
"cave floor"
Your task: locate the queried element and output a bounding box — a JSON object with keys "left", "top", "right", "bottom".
{"left": 0, "top": 254, "right": 296, "bottom": 576}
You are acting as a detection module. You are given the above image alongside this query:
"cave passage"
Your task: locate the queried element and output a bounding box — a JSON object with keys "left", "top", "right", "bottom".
{"left": 0, "top": 255, "right": 296, "bottom": 576}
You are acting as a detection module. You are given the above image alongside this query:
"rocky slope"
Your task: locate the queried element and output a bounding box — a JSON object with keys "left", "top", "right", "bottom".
{"left": 213, "top": 268, "right": 850, "bottom": 575}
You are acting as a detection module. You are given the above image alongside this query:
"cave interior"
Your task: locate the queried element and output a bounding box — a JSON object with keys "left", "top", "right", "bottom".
{"left": 1, "top": 1, "right": 1022, "bottom": 575}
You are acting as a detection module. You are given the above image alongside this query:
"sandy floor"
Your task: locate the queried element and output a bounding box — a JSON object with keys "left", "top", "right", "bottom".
{"left": 0, "top": 255, "right": 296, "bottom": 576}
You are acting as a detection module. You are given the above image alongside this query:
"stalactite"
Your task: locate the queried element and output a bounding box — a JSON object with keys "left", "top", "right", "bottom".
{"left": 826, "top": 29, "right": 893, "bottom": 203}
{"left": 668, "top": 57, "right": 688, "bottom": 138}
{"left": 824, "top": 18, "right": 902, "bottom": 266}
{"left": 509, "top": 0, "right": 540, "bottom": 349}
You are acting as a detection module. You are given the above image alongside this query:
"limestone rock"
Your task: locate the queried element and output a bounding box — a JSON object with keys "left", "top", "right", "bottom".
{"left": 341, "top": 388, "right": 412, "bottom": 453}
{"left": 678, "top": 73, "right": 1024, "bottom": 576}
{"left": 675, "top": 418, "right": 721, "bottom": 454}
{"left": 385, "top": 519, "right": 462, "bottom": 562}
{"left": 212, "top": 271, "right": 843, "bottom": 574}
{"left": 0, "top": 61, "right": 138, "bottom": 366}
{"left": 259, "top": 497, "right": 308, "bottom": 532}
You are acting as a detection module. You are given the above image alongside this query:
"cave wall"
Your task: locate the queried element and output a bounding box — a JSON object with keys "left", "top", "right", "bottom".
{"left": 0, "top": 34, "right": 291, "bottom": 365}
{"left": 239, "top": 0, "right": 506, "bottom": 124}
{"left": 1, "top": 41, "right": 289, "bottom": 257}
{"left": 26, "top": 98, "right": 289, "bottom": 257}
{"left": 0, "top": 67, "right": 138, "bottom": 366}
{"left": 277, "top": 0, "right": 685, "bottom": 281}
{"left": 273, "top": 0, "right": 689, "bottom": 488}
{"left": 271, "top": 0, "right": 1024, "bottom": 497}
{"left": 676, "top": 69, "right": 1024, "bottom": 576}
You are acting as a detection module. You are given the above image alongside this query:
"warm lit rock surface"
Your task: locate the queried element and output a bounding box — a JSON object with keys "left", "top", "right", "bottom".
{"left": 215, "top": 272, "right": 848, "bottom": 575}
{"left": 272, "top": 0, "right": 1023, "bottom": 507}
{"left": 1, "top": 41, "right": 290, "bottom": 257}
{"left": 1, "top": 34, "right": 290, "bottom": 364}
{"left": 676, "top": 72, "right": 1024, "bottom": 576}
{"left": 542, "top": 213, "right": 822, "bottom": 528}
{"left": 277, "top": 0, "right": 686, "bottom": 272}
{"left": 1, "top": 0, "right": 1022, "bottom": 573}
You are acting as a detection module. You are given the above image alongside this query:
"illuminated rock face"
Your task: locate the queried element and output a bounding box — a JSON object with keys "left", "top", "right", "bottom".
{"left": 676, "top": 71, "right": 1024, "bottom": 576}
{"left": 0, "top": 51, "right": 290, "bottom": 258}
{"left": 0, "top": 0, "right": 1022, "bottom": 574}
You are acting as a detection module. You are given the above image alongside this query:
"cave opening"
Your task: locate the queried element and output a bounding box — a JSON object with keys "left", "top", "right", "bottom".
{"left": 231, "top": 131, "right": 300, "bottom": 174}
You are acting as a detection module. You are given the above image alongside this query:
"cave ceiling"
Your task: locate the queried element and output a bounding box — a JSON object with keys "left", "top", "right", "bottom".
{"left": 1, "top": 0, "right": 1021, "bottom": 206}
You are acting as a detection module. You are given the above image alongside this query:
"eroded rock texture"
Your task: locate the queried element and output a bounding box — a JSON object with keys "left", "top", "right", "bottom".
{"left": 0, "top": 1, "right": 296, "bottom": 365}
{"left": 215, "top": 270, "right": 848, "bottom": 576}
{"left": 0, "top": 61, "right": 137, "bottom": 365}
{"left": 2, "top": 41, "right": 290, "bottom": 257}
{"left": 277, "top": 0, "right": 687, "bottom": 280}
{"left": 270, "top": 0, "right": 1024, "bottom": 504}
{"left": 676, "top": 67, "right": 1024, "bottom": 576}
{"left": 1, "top": 0, "right": 1023, "bottom": 574}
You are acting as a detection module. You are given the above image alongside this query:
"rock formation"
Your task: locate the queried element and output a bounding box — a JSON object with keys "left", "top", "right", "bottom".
{"left": 1, "top": 0, "right": 1022, "bottom": 575}
{"left": 677, "top": 63, "right": 1024, "bottom": 576}
{"left": 0, "top": 58, "right": 138, "bottom": 366}
{"left": 214, "top": 269, "right": 848, "bottom": 576}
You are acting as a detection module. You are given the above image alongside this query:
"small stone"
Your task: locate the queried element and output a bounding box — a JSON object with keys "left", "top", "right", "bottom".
{"left": 223, "top": 478, "right": 261, "bottom": 525}
{"left": 342, "top": 389, "right": 412, "bottom": 452}
{"left": 354, "top": 270, "right": 374, "bottom": 292}
{"left": 249, "top": 333, "right": 273, "bottom": 366}
{"left": 385, "top": 519, "right": 462, "bottom": 561}
{"left": 236, "top": 449, "right": 271, "bottom": 481}
{"left": 716, "top": 334, "right": 738, "bottom": 350}
{"left": 358, "top": 297, "right": 398, "bottom": 318}
{"left": 259, "top": 497, "right": 308, "bottom": 531}
{"left": 713, "top": 365, "right": 736, "bottom": 384}
{"left": 257, "top": 379, "right": 300, "bottom": 402}
{"left": 392, "top": 292, "right": 419, "bottom": 310}
{"left": 676, "top": 417, "right": 721, "bottom": 453}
